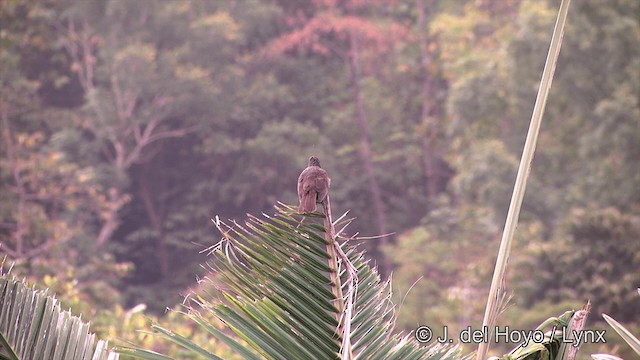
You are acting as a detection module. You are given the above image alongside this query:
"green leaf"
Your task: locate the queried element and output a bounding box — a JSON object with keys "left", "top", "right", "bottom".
{"left": 0, "top": 272, "right": 118, "bottom": 360}
{"left": 120, "top": 205, "right": 461, "bottom": 359}
{"left": 602, "top": 314, "right": 640, "bottom": 356}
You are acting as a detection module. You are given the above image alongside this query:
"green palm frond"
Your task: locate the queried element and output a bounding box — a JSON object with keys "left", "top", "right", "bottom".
{"left": 601, "top": 314, "right": 640, "bottom": 356}
{"left": 597, "top": 288, "right": 640, "bottom": 358}
{"left": 490, "top": 306, "right": 590, "bottom": 360}
{"left": 117, "top": 204, "right": 460, "bottom": 359}
{"left": 0, "top": 271, "right": 118, "bottom": 360}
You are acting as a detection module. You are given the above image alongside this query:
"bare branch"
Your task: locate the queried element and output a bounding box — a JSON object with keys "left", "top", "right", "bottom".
{"left": 141, "top": 116, "right": 159, "bottom": 141}
{"left": 81, "top": 20, "right": 96, "bottom": 92}
{"left": 146, "top": 126, "right": 198, "bottom": 144}
{"left": 0, "top": 243, "right": 18, "bottom": 258}
{"left": 122, "top": 120, "right": 156, "bottom": 168}
{"left": 95, "top": 213, "right": 117, "bottom": 248}
{"left": 95, "top": 189, "right": 126, "bottom": 248}
{"left": 111, "top": 70, "right": 139, "bottom": 127}
{"left": 133, "top": 125, "right": 142, "bottom": 143}
{"left": 60, "top": 20, "right": 96, "bottom": 92}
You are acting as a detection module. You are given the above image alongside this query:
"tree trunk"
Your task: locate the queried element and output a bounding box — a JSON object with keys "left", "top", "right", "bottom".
{"left": 417, "top": 0, "right": 441, "bottom": 200}
{"left": 348, "top": 30, "right": 392, "bottom": 275}
{"left": 95, "top": 190, "right": 122, "bottom": 248}
{"left": 139, "top": 161, "right": 169, "bottom": 277}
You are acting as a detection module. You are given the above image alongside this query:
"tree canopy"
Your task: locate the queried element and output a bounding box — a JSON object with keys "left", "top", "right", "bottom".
{"left": 1, "top": 0, "right": 638, "bottom": 358}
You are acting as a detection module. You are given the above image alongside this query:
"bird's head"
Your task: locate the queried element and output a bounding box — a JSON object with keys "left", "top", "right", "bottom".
{"left": 308, "top": 156, "right": 321, "bottom": 167}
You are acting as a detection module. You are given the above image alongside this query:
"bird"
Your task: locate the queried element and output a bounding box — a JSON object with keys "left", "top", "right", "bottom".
{"left": 297, "top": 156, "right": 330, "bottom": 213}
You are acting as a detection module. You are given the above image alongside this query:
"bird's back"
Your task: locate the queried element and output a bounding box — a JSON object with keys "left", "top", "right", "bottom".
{"left": 297, "top": 165, "right": 330, "bottom": 212}
{"left": 299, "top": 167, "right": 328, "bottom": 191}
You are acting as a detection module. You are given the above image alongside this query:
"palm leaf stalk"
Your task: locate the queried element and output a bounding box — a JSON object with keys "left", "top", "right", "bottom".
{"left": 322, "top": 192, "right": 358, "bottom": 359}
{"left": 476, "top": 0, "right": 572, "bottom": 358}
{"left": 116, "top": 204, "right": 460, "bottom": 360}
{"left": 0, "top": 271, "right": 119, "bottom": 360}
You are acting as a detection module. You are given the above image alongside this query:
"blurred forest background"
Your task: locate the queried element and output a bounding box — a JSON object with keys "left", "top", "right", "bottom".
{"left": 1, "top": 0, "right": 638, "bottom": 357}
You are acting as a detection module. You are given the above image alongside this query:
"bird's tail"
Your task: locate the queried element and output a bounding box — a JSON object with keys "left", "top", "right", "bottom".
{"left": 299, "top": 193, "right": 317, "bottom": 213}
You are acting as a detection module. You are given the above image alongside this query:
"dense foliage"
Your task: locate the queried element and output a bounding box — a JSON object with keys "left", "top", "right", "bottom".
{"left": 1, "top": 0, "right": 638, "bottom": 358}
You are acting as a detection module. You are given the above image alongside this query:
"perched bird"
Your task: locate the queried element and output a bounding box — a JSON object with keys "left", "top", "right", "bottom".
{"left": 297, "top": 156, "right": 330, "bottom": 213}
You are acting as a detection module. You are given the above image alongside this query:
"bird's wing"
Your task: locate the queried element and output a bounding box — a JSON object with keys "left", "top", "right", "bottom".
{"left": 297, "top": 171, "right": 306, "bottom": 200}
{"left": 315, "top": 169, "right": 329, "bottom": 201}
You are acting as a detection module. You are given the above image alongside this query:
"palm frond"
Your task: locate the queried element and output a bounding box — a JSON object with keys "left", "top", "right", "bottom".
{"left": 0, "top": 271, "right": 118, "bottom": 360}
{"left": 477, "top": 0, "right": 572, "bottom": 357}
{"left": 602, "top": 314, "right": 640, "bottom": 356}
{"left": 598, "top": 288, "right": 640, "bottom": 357}
{"left": 116, "top": 204, "right": 460, "bottom": 359}
{"left": 489, "top": 305, "right": 590, "bottom": 360}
